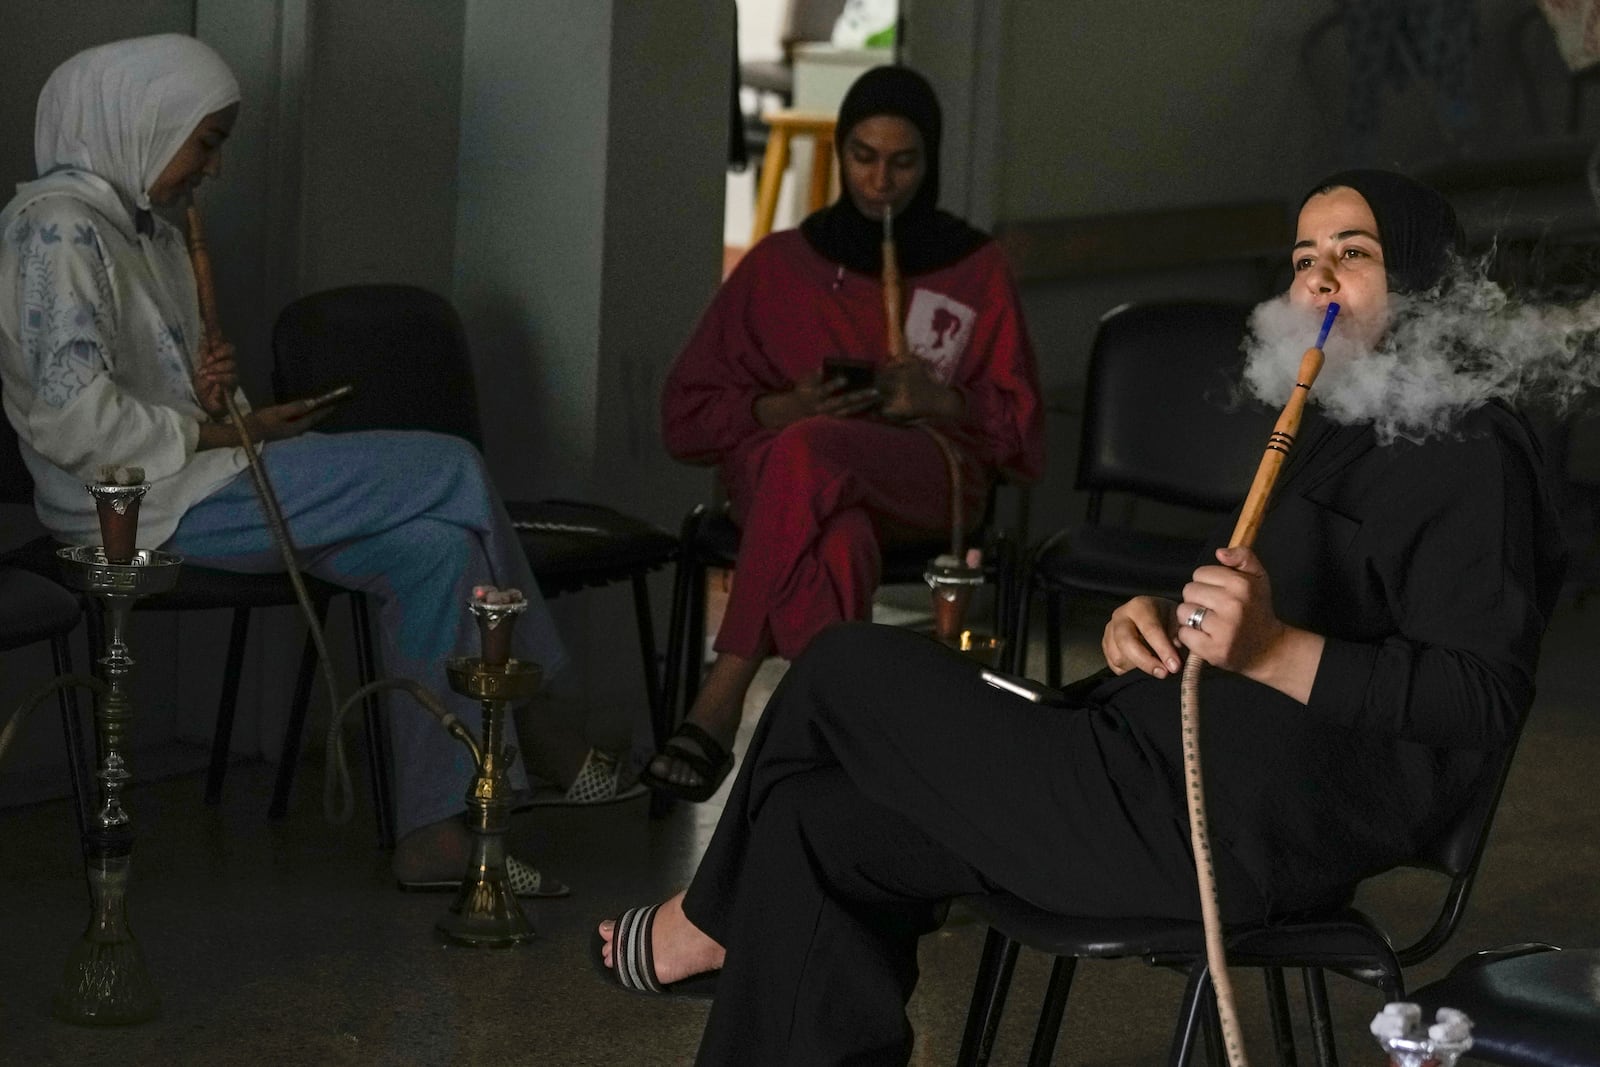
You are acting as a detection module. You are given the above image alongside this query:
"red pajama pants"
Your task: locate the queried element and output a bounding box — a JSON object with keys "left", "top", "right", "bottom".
{"left": 715, "top": 416, "right": 988, "bottom": 661}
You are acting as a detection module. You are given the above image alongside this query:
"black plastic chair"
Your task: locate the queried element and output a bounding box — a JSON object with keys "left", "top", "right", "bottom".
{"left": 271, "top": 284, "right": 677, "bottom": 745}
{"left": 1411, "top": 944, "right": 1600, "bottom": 1065}
{"left": 0, "top": 400, "right": 391, "bottom": 847}
{"left": 658, "top": 483, "right": 1018, "bottom": 749}
{"left": 955, "top": 711, "right": 1529, "bottom": 1066}
{"left": 1013, "top": 301, "right": 1275, "bottom": 686}
{"left": 0, "top": 565, "right": 90, "bottom": 837}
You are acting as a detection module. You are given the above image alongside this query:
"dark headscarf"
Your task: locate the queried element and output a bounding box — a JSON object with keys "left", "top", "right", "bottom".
{"left": 1301, "top": 169, "right": 1463, "bottom": 294}
{"left": 800, "top": 65, "right": 987, "bottom": 277}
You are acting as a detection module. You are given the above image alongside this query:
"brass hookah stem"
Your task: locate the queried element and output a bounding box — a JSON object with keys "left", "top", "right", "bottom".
{"left": 1181, "top": 337, "right": 1327, "bottom": 1067}
{"left": 185, "top": 204, "right": 343, "bottom": 760}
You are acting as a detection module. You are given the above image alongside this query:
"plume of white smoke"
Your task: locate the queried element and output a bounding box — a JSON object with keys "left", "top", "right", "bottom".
{"left": 1241, "top": 259, "right": 1600, "bottom": 444}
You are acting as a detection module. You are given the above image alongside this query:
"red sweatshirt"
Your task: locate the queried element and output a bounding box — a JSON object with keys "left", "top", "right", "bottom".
{"left": 662, "top": 230, "right": 1044, "bottom": 492}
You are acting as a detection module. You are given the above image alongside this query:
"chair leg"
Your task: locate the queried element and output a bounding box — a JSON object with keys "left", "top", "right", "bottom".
{"left": 205, "top": 608, "right": 252, "bottom": 806}
{"left": 51, "top": 632, "right": 93, "bottom": 844}
{"left": 351, "top": 594, "right": 395, "bottom": 851}
{"left": 1264, "top": 967, "right": 1299, "bottom": 1066}
{"left": 659, "top": 511, "right": 702, "bottom": 740}
{"left": 1044, "top": 593, "right": 1063, "bottom": 688}
{"left": 1026, "top": 956, "right": 1077, "bottom": 1067}
{"left": 1201, "top": 981, "right": 1227, "bottom": 1067}
{"left": 269, "top": 598, "right": 329, "bottom": 819}
{"left": 956, "top": 929, "right": 1021, "bottom": 1067}
{"left": 1301, "top": 967, "right": 1339, "bottom": 1067}
{"left": 683, "top": 561, "right": 709, "bottom": 711}
{"left": 1167, "top": 963, "right": 1214, "bottom": 1067}
{"left": 1005, "top": 552, "right": 1037, "bottom": 677}
{"left": 629, "top": 571, "right": 665, "bottom": 748}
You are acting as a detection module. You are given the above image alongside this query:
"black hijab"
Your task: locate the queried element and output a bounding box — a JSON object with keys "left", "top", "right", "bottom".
{"left": 1301, "top": 169, "right": 1463, "bottom": 294}
{"left": 800, "top": 65, "right": 988, "bottom": 277}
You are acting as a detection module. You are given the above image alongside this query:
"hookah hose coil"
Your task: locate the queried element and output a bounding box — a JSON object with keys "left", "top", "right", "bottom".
{"left": 185, "top": 204, "right": 350, "bottom": 822}
{"left": 1181, "top": 309, "right": 1333, "bottom": 1067}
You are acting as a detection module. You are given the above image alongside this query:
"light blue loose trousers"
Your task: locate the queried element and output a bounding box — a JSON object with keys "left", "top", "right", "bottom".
{"left": 167, "top": 430, "right": 565, "bottom": 838}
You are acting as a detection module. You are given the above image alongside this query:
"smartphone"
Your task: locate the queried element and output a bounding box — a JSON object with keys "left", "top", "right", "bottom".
{"left": 980, "top": 668, "right": 1071, "bottom": 707}
{"left": 302, "top": 383, "right": 355, "bottom": 412}
{"left": 822, "top": 358, "right": 877, "bottom": 392}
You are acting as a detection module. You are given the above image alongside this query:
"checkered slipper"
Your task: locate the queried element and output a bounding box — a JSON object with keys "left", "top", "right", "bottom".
{"left": 397, "top": 854, "right": 570, "bottom": 899}
{"left": 591, "top": 903, "right": 719, "bottom": 1000}
{"left": 518, "top": 748, "right": 647, "bottom": 808}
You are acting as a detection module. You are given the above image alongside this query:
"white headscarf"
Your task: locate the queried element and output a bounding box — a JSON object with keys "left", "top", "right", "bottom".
{"left": 33, "top": 34, "right": 239, "bottom": 214}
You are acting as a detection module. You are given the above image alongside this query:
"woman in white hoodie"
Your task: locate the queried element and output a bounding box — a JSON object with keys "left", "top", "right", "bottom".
{"left": 0, "top": 34, "right": 571, "bottom": 896}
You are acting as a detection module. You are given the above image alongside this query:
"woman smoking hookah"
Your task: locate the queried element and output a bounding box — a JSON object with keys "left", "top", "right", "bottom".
{"left": 648, "top": 65, "right": 1045, "bottom": 802}
{"left": 0, "top": 35, "right": 606, "bottom": 898}
{"left": 597, "top": 169, "right": 1568, "bottom": 1064}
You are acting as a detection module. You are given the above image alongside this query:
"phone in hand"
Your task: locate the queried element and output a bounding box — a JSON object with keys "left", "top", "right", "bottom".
{"left": 822, "top": 358, "right": 877, "bottom": 393}
{"left": 980, "top": 669, "right": 1071, "bottom": 707}
{"left": 302, "top": 383, "right": 355, "bottom": 412}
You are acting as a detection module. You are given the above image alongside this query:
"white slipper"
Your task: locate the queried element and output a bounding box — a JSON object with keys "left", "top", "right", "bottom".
{"left": 518, "top": 749, "right": 647, "bottom": 808}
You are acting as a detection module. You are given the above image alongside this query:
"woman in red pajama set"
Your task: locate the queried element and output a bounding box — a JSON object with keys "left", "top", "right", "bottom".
{"left": 644, "top": 66, "right": 1044, "bottom": 802}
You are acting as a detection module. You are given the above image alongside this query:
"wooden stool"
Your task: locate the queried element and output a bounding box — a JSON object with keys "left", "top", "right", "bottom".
{"left": 752, "top": 110, "right": 837, "bottom": 243}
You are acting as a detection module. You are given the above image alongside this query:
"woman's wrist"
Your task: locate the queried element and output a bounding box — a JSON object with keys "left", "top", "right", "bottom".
{"left": 1245, "top": 626, "right": 1325, "bottom": 705}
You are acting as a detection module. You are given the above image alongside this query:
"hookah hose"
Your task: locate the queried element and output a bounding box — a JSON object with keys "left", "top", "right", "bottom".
{"left": 881, "top": 210, "right": 973, "bottom": 598}
{"left": 185, "top": 204, "right": 349, "bottom": 820}
{"left": 0, "top": 675, "right": 108, "bottom": 769}
{"left": 917, "top": 424, "right": 966, "bottom": 558}
{"left": 1182, "top": 304, "right": 1335, "bottom": 1067}
{"left": 880, "top": 208, "right": 963, "bottom": 554}
{"left": 322, "top": 678, "right": 472, "bottom": 822}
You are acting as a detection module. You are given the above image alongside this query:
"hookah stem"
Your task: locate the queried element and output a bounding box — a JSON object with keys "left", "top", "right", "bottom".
{"left": 882, "top": 208, "right": 909, "bottom": 364}
{"left": 185, "top": 204, "right": 344, "bottom": 758}
{"left": 1182, "top": 316, "right": 1331, "bottom": 1067}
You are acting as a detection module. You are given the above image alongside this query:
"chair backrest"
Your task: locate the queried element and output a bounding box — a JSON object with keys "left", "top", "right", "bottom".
{"left": 1077, "top": 301, "right": 1274, "bottom": 515}
{"left": 271, "top": 284, "right": 483, "bottom": 448}
{"left": 1393, "top": 721, "right": 1528, "bottom": 966}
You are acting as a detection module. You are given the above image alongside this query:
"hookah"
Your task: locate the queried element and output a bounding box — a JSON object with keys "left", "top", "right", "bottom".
{"left": 1370, "top": 1003, "right": 1474, "bottom": 1066}
{"left": 0, "top": 464, "right": 178, "bottom": 1024}
{"left": 187, "top": 201, "right": 548, "bottom": 949}
{"left": 320, "top": 586, "right": 542, "bottom": 947}
{"left": 877, "top": 207, "right": 999, "bottom": 663}
{"left": 1178, "top": 304, "right": 1336, "bottom": 1066}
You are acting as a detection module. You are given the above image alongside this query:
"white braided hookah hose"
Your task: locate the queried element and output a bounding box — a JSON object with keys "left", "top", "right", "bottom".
{"left": 185, "top": 204, "right": 348, "bottom": 818}
{"left": 1182, "top": 307, "right": 1333, "bottom": 1066}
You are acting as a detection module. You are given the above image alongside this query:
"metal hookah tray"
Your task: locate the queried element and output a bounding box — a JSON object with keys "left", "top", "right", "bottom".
{"left": 56, "top": 545, "right": 183, "bottom": 597}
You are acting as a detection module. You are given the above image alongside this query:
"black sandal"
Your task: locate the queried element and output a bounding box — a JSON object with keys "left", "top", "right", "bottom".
{"left": 591, "top": 903, "right": 719, "bottom": 1000}
{"left": 638, "top": 721, "right": 734, "bottom": 803}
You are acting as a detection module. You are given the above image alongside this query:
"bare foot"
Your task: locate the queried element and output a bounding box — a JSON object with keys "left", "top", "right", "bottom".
{"left": 598, "top": 892, "right": 725, "bottom": 985}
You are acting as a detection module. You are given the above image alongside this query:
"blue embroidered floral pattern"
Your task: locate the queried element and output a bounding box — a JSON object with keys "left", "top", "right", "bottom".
{"left": 14, "top": 209, "right": 114, "bottom": 409}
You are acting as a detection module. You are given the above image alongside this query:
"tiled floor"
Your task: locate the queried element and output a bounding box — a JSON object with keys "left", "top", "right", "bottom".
{"left": 2, "top": 586, "right": 1598, "bottom": 1065}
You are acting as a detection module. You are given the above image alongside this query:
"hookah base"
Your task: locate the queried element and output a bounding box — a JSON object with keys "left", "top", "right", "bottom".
{"left": 53, "top": 935, "right": 160, "bottom": 1025}
{"left": 436, "top": 878, "right": 536, "bottom": 948}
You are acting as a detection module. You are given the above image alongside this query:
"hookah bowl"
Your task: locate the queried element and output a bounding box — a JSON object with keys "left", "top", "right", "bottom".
{"left": 437, "top": 596, "right": 541, "bottom": 947}
{"left": 924, "top": 554, "right": 1002, "bottom": 666}
{"left": 52, "top": 532, "right": 181, "bottom": 1025}
{"left": 1371, "top": 1003, "right": 1474, "bottom": 1067}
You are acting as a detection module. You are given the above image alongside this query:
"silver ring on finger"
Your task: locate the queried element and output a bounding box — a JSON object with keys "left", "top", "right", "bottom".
{"left": 1185, "top": 606, "right": 1208, "bottom": 630}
